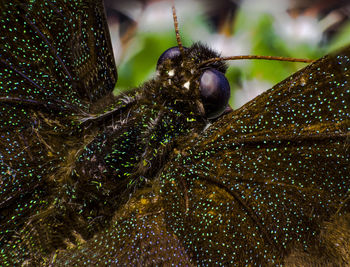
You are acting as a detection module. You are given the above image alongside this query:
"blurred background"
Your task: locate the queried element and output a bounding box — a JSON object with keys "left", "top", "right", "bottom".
{"left": 104, "top": 0, "right": 350, "bottom": 108}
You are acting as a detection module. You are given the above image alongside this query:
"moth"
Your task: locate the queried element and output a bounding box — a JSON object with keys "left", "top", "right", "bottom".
{"left": 0, "top": 0, "right": 349, "bottom": 266}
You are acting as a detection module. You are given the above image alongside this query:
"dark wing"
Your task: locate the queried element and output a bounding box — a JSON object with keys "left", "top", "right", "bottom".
{"left": 0, "top": 0, "right": 116, "bottom": 262}
{"left": 160, "top": 47, "right": 350, "bottom": 264}
{"left": 0, "top": 0, "right": 116, "bottom": 104}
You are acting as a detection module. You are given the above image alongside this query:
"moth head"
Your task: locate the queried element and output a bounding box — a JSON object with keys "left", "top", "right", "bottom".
{"left": 156, "top": 43, "right": 231, "bottom": 120}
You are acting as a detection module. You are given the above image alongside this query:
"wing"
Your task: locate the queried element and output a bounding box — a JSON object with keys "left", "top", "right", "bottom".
{"left": 160, "top": 47, "right": 350, "bottom": 264}
{"left": 0, "top": 0, "right": 116, "bottom": 262}
{"left": 0, "top": 0, "right": 116, "bottom": 104}
{"left": 53, "top": 46, "right": 349, "bottom": 265}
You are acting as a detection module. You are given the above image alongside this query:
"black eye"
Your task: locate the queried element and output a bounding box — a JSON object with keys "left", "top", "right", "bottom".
{"left": 199, "top": 68, "right": 231, "bottom": 119}
{"left": 156, "top": 46, "right": 186, "bottom": 69}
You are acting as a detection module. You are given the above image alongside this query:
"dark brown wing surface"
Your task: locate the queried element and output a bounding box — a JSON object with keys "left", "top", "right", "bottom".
{"left": 0, "top": 0, "right": 116, "bottom": 262}
{"left": 0, "top": 0, "right": 116, "bottom": 104}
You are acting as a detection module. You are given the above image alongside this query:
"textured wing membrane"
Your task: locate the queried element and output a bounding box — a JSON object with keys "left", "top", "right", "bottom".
{"left": 0, "top": 0, "right": 116, "bottom": 106}
{"left": 160, "top": 48, "right": 350, "bottom": 264}
{"left": 51, "top": 188, "right": 194, "bottom": 266}
{"left": 0, "top": 0, "right": 117, "bottom": 262}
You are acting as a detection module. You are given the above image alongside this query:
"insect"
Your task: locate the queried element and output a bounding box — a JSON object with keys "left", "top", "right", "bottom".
{"left": 0, "top": 0, "right": 349, "bottom": 266}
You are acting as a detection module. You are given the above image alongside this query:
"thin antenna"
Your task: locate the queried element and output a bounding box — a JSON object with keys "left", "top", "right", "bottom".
{"left": 171, "top": 4, "right": 184, "bottom": 55}
{"left": 200, "top": 55, "right": 314, "bottom": 67}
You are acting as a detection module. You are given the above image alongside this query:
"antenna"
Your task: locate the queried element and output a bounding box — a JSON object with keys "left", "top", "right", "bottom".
{"left": 171, "top": 4, "right": 185, "bottom": 55}
{"left": 200, "top": 55, "right": 314, "bottom": 67}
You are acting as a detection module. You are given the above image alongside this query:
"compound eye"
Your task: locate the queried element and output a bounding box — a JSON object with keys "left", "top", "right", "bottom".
{"left": 156, "top": 46, "right": 186, "bottom": 69}
{"left": 199, "top": 68, "right": 230, "bottom": 119}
